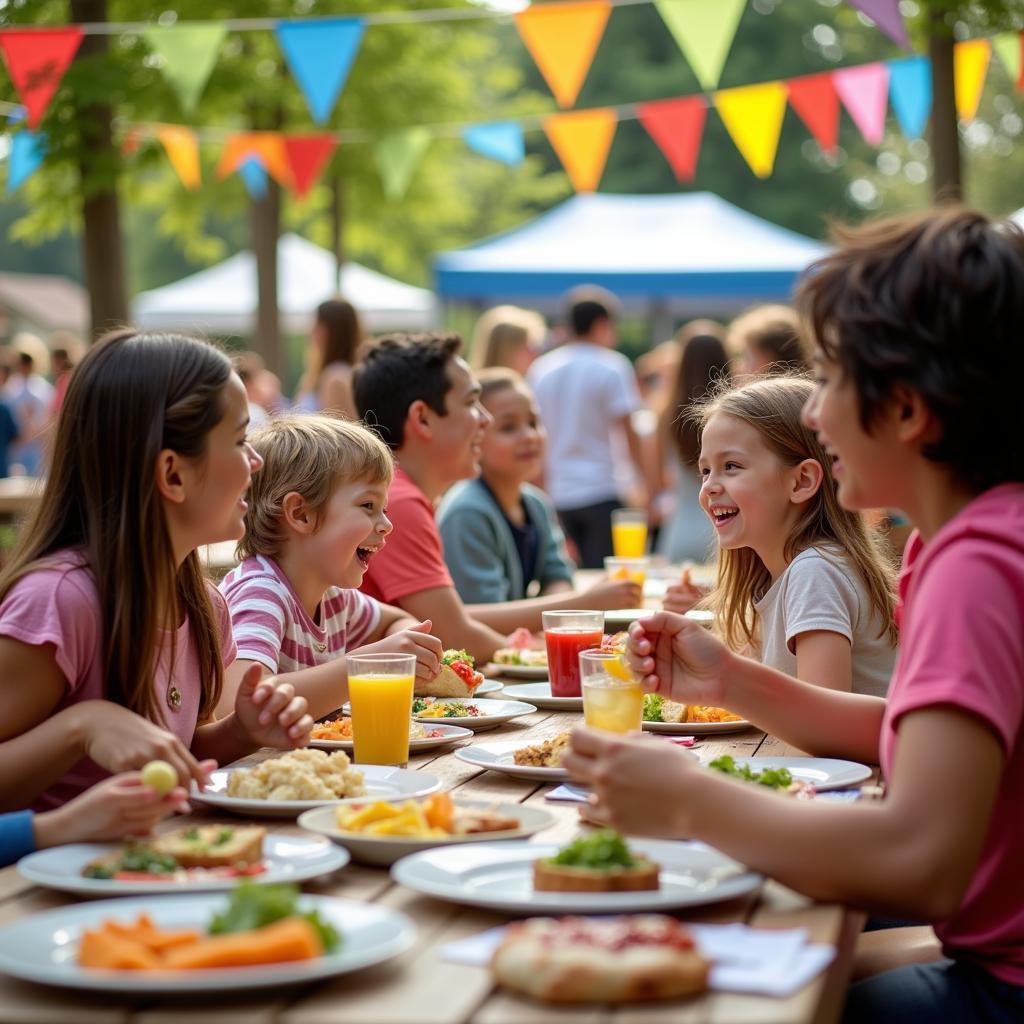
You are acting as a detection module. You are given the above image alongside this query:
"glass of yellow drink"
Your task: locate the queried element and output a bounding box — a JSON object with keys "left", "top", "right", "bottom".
{"left": 611, "top": 508, "right": 648, "bottom": 558}
{"left": 347, "top": 653, "right": 416, "bottom": 767}
{"left": 603, "top": 556, "right": 649, "bottom": 590}
{"left": 580, "top": 650, "right": 644, "bottom": 734}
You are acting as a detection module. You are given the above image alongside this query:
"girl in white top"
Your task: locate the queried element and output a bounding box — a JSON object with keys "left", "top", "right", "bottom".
{"left": 665, "top": 376, "right": 896, "bottom": 695}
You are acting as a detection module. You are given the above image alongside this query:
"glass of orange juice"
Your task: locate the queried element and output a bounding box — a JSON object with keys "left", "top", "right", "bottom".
{"left": 611, "top": 508, "right": 648, "bottom": 558}
{"left": 604, "top": 556, "right": 649, "bottom": 589}
{"left": 580, "top": 650, "right": 644, "bottom": 734}
{"left": 348, "top": 653, "right": 416, "bottom": 767}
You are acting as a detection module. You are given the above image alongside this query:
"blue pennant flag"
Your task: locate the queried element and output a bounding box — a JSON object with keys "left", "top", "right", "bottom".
{"left": 888, "top": 56, "right": 932, "bottom": 140}
{"left": 462, "top": 121, "right": 525, "bottom": 166}
{"left": 7, "top": 129, "right": 47, "bottom": 193}
{"left": 238, "top": 157, "right": 268, "bottom": 200}
{"left": 275, "top": 17, "right": 365, "bottom": 125}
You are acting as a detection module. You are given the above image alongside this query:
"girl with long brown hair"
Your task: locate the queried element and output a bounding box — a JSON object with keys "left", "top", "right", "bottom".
{"left": 0, "top": 330, "right": 313, "bottom": 812}
{"left": 666, "top": 375, "right": 896, "bottom": 695}
{"left": 294, "top": 297, "right": 364, "bottom": 418}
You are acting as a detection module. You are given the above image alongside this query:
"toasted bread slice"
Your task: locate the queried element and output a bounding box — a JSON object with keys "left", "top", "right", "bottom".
{"left": 152, "top": 825, "right": 265, "bottom": 869}
{"left": 533, "top": 858, "right": 660, "bottom": 892}
{"left": 660, "top": 699, "right": 688, "bottom": 723}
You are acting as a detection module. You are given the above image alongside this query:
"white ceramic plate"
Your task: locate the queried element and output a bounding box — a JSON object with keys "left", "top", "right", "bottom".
{"left": 18, "top": 834, "right": 350, "bottom": 897}
{"left": 499, "top": 682, "right": 583, "bottom": 710}
{"left": 485, "top": 662, "right": 548, "bottom": 681}
{"left": 190, "top": 765, "right": 441, "bottom": 818}
{"left": 412, "top": 698, "right": 537, "bottom": 731}
{"left": 642, "top": 717, "right": 752, "bottom": 735}
{"left": 455, "top": 741, "right": 569, "bottom": 782}
{"left": 309, "top": 723, "right": 473, "bottom": 754}
{"left": 474, "top": 679, "right": 504, "bottom": 695}
{"left": 298, "top": 801, "right": 554, "bottom": 867}
{"left": 703, "top": 756, "right": 872, "bottom": 792}
{"left": 0, "top": 893, "right": 415, "bottom": 994}
{"left": 392, "top": 839, "right": 761, "bottom": 914}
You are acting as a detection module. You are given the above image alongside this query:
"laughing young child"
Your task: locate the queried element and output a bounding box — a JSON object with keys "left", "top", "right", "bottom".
{"left": 218, "top": 415, "right": 443, "bottom": 720}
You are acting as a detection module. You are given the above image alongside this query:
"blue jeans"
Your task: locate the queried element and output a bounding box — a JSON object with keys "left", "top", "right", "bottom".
{"left": 843, "top": 959, "right": 1024, "bottom": 1023}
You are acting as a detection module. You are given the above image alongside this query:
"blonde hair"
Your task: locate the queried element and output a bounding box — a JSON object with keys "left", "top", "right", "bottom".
{"left": 694, "top": 376, "right": 897, "bottom": 651}
{"left": 238, "top": 414, "right": 394, "bottom": 560}
{"left": 471, "top": 305, "right": 546, "bottom": 370}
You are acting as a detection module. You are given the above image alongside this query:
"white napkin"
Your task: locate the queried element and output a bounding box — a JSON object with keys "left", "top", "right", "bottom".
{"left": 545, "top": 784, "right": 589, "bottom": 803}
{"left": 440, "top": 921, "right": 835, "bottom": 998}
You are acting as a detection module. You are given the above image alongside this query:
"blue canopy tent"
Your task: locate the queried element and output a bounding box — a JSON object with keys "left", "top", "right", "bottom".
{"left": 435, "top": 193, "right": 828, "bottom": 329}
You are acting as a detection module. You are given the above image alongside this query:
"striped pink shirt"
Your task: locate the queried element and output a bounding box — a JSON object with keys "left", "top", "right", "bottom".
{"left": 220, "top": 555, "right": 381, "bottom": 673}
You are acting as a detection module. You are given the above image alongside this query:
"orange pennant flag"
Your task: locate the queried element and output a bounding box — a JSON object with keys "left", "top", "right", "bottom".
{"left": 156, "top": 125, "right": 200, "bottom": 190}
{"left": 954, "top": 38, "right": 991, "bottom": 122}
{"left": 217, "top": 132, "right": 294, "bottom": 189}
{"left": 515, "top": 1, "right": 611, "bottom": 108}
{"left": 714, "top": 81, "right": 788, "bottom": 178}
{"left": 543, "top": 108, "right": 616, "bottom": 192}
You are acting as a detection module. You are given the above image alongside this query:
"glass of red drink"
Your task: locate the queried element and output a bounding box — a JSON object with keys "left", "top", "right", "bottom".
{"left": 542, "top": 610, "right": 604, "bottom": 698}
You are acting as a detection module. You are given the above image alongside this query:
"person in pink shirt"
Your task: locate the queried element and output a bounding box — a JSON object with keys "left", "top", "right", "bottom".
{"left": 564, "top": 208, "right": 1024, "bottom": 1022}
{"left": 0, "top": 330, "right": 313, "bottom": 813}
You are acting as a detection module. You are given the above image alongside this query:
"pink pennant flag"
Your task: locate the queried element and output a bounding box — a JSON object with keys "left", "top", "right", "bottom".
{"left": 846, "top": 1, "right": 909, "bottom": 50}
{"left": 834, "top": 63, "right": 890, "bottom": 145}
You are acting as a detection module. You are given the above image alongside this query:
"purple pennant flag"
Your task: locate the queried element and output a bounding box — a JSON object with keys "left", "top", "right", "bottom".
{"left": 847, "top": 0, "right": 910, "bottom": 50}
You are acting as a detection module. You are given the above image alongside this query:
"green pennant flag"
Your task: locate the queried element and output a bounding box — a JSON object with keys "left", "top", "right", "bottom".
{"left": 376, "top": 128, "right": 431, "bottom": 200}
{"left": 143, "top": 24, "right": 227, "bottom": 113}
{"left": 993, "top": 32, "right": 1021, "bottom": 85}
{"left": 654, "top": 0, "right": 748, "bottom": 91}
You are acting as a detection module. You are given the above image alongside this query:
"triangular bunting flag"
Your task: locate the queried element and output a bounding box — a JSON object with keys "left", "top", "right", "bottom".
{"left": 834, "top": 63, "right": 890, "bottom": 145}
{"left": 954, "top": 39, "right": 990, "bottom": 122}
{"left": 637, "top": 96, "right": 706, "bottom": 182}
{"left": 993, "top": 32, "right": 1023, "bottom": 90}
{"left": 654, "top": 0, "right": 748, "bottom": 91}
{"left": 888, "top": 55, "right": 932, "bottom": 140}
{"left": 786, "top": 73, "right": 840, "bottom": 154}
{"left": 846, "top": 1, "right": 910, "bottom": 49}
{"left": 0, "top": 28, "right": 83, "bottom": 129}
{"left": 156, "top": 125, "right": 201, "bottom": 190}
{"left": 462, "top": 122, "right": 525, "bottom": 166}
{"left": 6, "top": 129, "right": 46, "bottom": 193}
{"left": 713, "top": 81, "right": 787, "bottom": 178}
{"left": 217, "top": 132, "right": 293, "bottom": 188}
{"left": 515, "top": 1, "right": 610, "bottom": 108}
{"left": 142, "top": 25, "right": 227, "bottom": 114}
{"left": 121, "top": 127, "right": 141, "bottom": 156}
{"left": 376, "top": 127, "right": 431, "bottom": 200}
{"left": 275, "top": 18, "right": 365, "bottom": 124}
{"left": 543, "top": 108, "right": 616, "bottom": 192}
{"left": 282, "top": 135, "right": 336, "bottom": 198}
{"left": 238, "top": 157, "right": 268, "bottom": 201}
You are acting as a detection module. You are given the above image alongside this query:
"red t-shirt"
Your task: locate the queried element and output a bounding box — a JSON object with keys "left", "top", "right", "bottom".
{"left": 360, "top": 465, "right": 454, "bottom": 605}
{"left": 881, "top": 483, "right": 1024, "bottom": 984}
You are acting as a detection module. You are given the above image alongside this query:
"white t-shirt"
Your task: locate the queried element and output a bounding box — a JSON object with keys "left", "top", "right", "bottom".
{"left": 527, "top": 342, "right": 641, "bottom": 510}
{"left": 753, "top": 546, "right": 896, "bottom": 697}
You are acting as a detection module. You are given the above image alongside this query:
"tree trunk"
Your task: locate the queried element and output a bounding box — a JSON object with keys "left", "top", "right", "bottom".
{"left": 69, "top": 0, "right": 128, "bottom": 338}
{"left": 330, "top": 171, "right": 345, "bottom": 285}
{"left": 928, "top": 12, "right": 962, "bottom": 202}
{"left": 249, "top": 179, "right": 282, "bottom": 375}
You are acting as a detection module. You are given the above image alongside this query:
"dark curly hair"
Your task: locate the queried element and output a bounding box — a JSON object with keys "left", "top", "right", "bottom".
{"left": 796, "top": 207, "right": 1024, "bottom": 493}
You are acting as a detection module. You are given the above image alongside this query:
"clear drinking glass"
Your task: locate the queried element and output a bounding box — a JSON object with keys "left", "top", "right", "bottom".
{"left": 580, "top": 649, "right": 644, "bottom": 734}
{"left": 611, "top": 508, "right": 648, "bottom": 558}
{"left": 604, "top": 555, "right": 649, "bottom": 589}
{"left": 347, "top": 653, "right": 416, "bottom": 767}
{"left": 542, "top": 609, "right": 604, "bottom": 698}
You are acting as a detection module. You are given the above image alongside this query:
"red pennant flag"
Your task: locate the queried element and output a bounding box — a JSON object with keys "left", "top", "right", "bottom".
{"left": 637, "top": 96, "right": 706, "bottom": 182}
{"left": 787, "top": 73, "right": 840, "bottom": 154}
{"left": 283, "top": 135, "right": 336, "bottom": 199}
{"left": 0, "top": 28, "right": 84, "bottom": 130}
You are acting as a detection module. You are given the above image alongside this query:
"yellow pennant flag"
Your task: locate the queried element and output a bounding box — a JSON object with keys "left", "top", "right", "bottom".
{"left": 714, "top": 81, "right": 788, "bottom": 178}
{"left": 516, "top": 1, "right": 611, "bottom": 108}
{"left": 155, "top": 125, "right": 200, "bottom": 190}
{"left": 216, "top": 132, "right": 294, "bottom": 189}
{"left": 544, "top": 108, "right": 617, "bottom": 192}
{"left": 954, "top": 39, "right": 991, "bottom": 122}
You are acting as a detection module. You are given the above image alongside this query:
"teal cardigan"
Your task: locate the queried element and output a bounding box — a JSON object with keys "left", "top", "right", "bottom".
{"left": 437, "top": 479, "right": 575, "bottom": 603}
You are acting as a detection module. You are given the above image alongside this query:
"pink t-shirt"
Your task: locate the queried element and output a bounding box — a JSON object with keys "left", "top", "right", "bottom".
{"left": 220, "top": 555, "right": 381, "bottom": 673}
{"left": 881, "top": 483, "right": 1024, "bottom": 985}
{"left": 0, "top": 551, "right": 237, "bottom": 811}
{"left": 360, "top": 465, "right": 454, "bottom": 604}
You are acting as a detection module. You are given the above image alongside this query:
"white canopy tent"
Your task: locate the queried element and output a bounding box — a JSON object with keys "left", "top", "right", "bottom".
{"left": 1011, "top": 207, "right": 1024, "bottom": 227}
{"left": 134, "top": 233, "right": 437, "bottom": 335}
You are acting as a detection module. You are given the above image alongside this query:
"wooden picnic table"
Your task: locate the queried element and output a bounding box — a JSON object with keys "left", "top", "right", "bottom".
{"left": 0, "top": 683, "right": 865, "bottom": 1024}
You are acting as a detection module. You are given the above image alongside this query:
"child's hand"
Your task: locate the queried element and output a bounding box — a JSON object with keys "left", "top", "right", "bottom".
{"left": 582, "top": 574, "right": 643, "bottom": 609}
{"left": 33, "top": 772, "right": 189, "bottom": 848}
{"left": 232, "top": 665, "right": 313, "bottom": 749}
{"left": 356, "top": 620, "right": 443, "bottom": 681}
{"left": 662, "top": 569, "right": 706, "bottom": 614}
